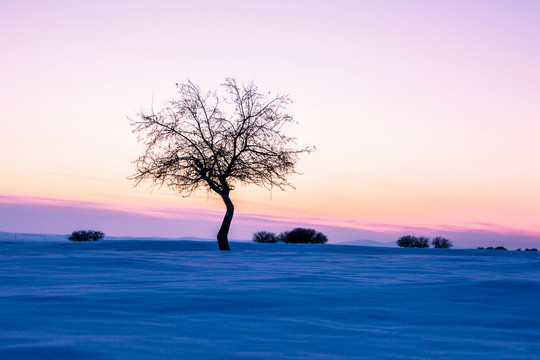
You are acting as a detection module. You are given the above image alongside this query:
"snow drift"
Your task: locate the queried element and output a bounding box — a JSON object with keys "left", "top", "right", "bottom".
{"left": 1, "top": 239, "right": 539, "bottom": 359}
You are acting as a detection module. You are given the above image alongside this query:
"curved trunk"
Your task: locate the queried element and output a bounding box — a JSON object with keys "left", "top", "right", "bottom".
{"left": 217, "top": 193, "right": 233, "bottom": 251}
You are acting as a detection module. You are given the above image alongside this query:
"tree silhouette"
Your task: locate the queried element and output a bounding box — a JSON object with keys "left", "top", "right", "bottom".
{"left": 431, "top": 236, "right": 453, "bottom": 249}
{"left": 396, "top": 235, "right": 430, "bottom": 248}
{"left": 131, "top": 78, "right": 312, "bottom": 250}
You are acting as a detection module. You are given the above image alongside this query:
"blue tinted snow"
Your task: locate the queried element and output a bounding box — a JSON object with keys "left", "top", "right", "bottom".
{"left": 1, "top": 240, "right": 539, "bottom": 359}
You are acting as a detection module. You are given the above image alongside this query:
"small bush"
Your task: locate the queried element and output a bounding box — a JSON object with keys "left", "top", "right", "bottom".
{"left": 525, "top": 248, "right": 538, "bottom": 252}
{"left": 416, "top": 237, "right": 430, "bottom": 248}
{"left": 431, "top": 236, "right": 453, "bottom": 249}
{"left": 68, "top": 230, "right": 104, "bottom": 242}
{"left": 253, "top": 231, "right": 277, "bottom": 243}
{"left": 477, "top": 247, "right": 485, "bottom": 250}
{"left": 311, "top": 232, "right": 329, "bottom": 244}
{"left": 396, "top": 235, "right": 417, "bottom": 248}
{"left": 276, "top": 231, "right": 289, "bottom": 243}
{"left": 281, "top": 228, "right": 328, "bottom": 244}
{"left": 482, "top": 246, "right": 508, "bottom": 250}
{"left": 396, "top": 235, "right": 430, "bottom": 248}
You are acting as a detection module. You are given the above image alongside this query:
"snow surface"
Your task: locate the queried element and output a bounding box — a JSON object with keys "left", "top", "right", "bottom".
{"left": 1, "top": 240, "right": 539, "bottom": 359}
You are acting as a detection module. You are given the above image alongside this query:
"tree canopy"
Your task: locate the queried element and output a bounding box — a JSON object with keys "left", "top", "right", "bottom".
{"left": 131, "top": 78, "right": 312, "bottom": 250}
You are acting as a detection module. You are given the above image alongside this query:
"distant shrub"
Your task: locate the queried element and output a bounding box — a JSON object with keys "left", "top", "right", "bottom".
{"left": 311, "top": 232, "right": 328, "bottom": 244}
{"left": 396, "top": 235, "right": 430, "bottom": 248}
{"left": 516, "top": 248, "right": 522, "bottom": 251}
{"left": 281, "top": 228, "right": 328, "bottom": 244}
{"left": 253, "top": 231, "right": 277, "bottom": 243}
{"left": 480, "top": 246, "right": 509, "bottom": 251}
{"left": 68, "top": 230, "right": 104, "bottom": 242}
{"left": 416, "top": 237, "right": 430, "bottom": 248}
{"left": 477, "top": 247, "right": 485, "bottom": 250}
{"left": 431, "top": 236, "right": 453, "bottom": 249}
{"left": 396, "top": 235, "right": 416, "bottom": 248}
{"left": 525, "top": 248, "right": 538, "bottom": 252}
{"left": 276, "top": 231, "right": 289, "bottom": 243}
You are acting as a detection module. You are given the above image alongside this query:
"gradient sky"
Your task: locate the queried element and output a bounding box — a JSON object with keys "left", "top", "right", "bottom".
{"left": 1, "top": 0, "right": 539, "bottom": 247}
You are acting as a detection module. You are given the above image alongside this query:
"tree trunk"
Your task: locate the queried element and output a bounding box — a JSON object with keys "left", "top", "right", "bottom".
{"left": 217, "top": 193, "right": 234, "bottom": 251}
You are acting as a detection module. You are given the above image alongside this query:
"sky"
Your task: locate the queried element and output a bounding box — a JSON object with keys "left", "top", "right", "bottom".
{"left": 1, "top": 0, "right": 539, "bottom": 248}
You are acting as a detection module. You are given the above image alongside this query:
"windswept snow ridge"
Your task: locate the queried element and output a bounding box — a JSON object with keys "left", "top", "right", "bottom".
{"left": 1, "top": 240, "right": 539, "bottom": 359}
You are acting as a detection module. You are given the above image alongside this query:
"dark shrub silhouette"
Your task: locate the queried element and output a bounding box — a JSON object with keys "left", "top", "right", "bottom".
{"left": 311, "top": 232, "right": 328, "bottom": 244}
{"left": 253, "top": 231, "right": 277, "bottom": 243}
{"left": 281, "top": 228, "right": 328, "bottom": 244}
{"left": 68, "top": 230, "right": 104, "bottom": 242}
{"left": 525, "top": 248, "right": 538, "bottom": 251}
{"left": 431, "top": 236, "right": 453, "bottom": 249}
{"left": 477, "top": 247, "right": 485, "bottom": 250}
{"left": 397, "top": 235, "right": 416, "bottom": 248}
{"left": 416, "top": 237, "right": 430, "bottom": 248}
{"left": 483, "top": 246, "right": 507, "bottom": 250}
{"left": 397, "top": 235, "right": 430, "bottom": 248}
{"left": 276, "top": 231, "right": 289, "bottom": 243}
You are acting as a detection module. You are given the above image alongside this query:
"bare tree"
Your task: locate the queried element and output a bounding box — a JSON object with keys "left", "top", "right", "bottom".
{"left": 130, "top": 78, "right": 312, "bottom": 250}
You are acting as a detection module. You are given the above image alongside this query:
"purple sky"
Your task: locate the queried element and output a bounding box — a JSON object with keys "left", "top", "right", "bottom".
{"left": 0, "top": 0, "right": 539, "bottom": 247}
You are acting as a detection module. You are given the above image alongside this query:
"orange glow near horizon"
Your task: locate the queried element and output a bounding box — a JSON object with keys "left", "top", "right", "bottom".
{"left": 1, "top": 185, "right": 538, "bottom": 241}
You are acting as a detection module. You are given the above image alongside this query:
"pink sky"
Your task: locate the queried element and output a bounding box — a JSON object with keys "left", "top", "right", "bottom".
{"left": 1, "top": 0, "right": 539, "bottom": 247}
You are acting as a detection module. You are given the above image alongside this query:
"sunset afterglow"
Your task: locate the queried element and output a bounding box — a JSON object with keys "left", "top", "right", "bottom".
{"left": 1, "top": 0, "right": 538, "bottom": 247}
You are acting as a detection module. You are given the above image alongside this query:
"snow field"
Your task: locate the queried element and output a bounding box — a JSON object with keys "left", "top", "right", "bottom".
{"left": 1, "top": 240, "right": 539, "bottom": 359}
